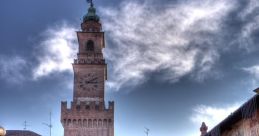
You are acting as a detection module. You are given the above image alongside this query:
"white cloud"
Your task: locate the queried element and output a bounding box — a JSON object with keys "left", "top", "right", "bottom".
{"left": 101, "top": 0, "right": 235, "bottom": 90}
{"left": 33, "top": 23, "right": 78, "bottom": 79}
{"left": 243, "top": 65, "right": 259, "bottom": 89}
{"left": 187, "top": 102, "right": 243, "bottom": 136}
{"left": 244, "top": 65, "right": 259, "bottom": 79}
{"left": 0, "top": 56, "right": 27, "bottom": 83}
{"left": 190, "top": 103, "right": 241, "bottom": 135}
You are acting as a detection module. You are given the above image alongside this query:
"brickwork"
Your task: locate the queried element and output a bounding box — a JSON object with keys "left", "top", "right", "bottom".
{"left": 61, "top": 101, "right": 114, "bottom": 136}
{"left": 221, "top": 110, "right": 259, "bottom": 136}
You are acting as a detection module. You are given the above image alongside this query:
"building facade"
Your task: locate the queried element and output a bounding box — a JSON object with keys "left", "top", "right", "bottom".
{"left": 61, "top": 1, "right": 114, "bottom": 136}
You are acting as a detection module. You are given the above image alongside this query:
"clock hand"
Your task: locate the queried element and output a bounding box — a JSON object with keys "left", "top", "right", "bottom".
{"left": 87, "top": 77, "right": 98, "bottom": 83}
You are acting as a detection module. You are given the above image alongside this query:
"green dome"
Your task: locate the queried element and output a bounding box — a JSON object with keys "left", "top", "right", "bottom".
{"left": 83, "top": 5, "right": 100, "bottom": 22}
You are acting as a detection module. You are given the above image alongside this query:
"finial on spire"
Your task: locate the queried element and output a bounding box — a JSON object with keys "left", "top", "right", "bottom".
{"left": 87, "top": 0, "right": 94, "bottom": 7}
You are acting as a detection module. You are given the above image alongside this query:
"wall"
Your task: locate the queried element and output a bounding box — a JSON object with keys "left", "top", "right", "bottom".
{"left": 222, "top": 110, "right": 259, "bottom": 136}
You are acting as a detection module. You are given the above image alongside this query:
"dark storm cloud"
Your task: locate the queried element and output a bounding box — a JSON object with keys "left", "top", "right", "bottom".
{"left": 1, "top": 0, "right": 258, "bottom": 91}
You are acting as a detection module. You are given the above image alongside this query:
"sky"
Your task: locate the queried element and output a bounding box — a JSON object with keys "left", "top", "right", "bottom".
{"left": 0, "top": 0, "right": 259, "bottom": 136}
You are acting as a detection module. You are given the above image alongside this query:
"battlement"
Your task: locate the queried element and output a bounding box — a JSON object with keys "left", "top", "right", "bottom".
{"left": 61, "top": 101, "right": 114, "bottom": 113}
{"left": 61, "top": 101, "right": 114, "bottom": 130}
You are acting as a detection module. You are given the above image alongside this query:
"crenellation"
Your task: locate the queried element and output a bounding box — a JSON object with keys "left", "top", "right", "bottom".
{"left": 61, "top": 101, "right": 67, "bottom": 111}
{"left": 108, "top": 101, "right": 114, "bottom": 110}
{"left": 62, "top": 100, "right": 114, "bottom": 115}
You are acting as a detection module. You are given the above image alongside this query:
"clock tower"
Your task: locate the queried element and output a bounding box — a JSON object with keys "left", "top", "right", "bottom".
{"left": 61, "top": 1, "right": 114, "bottom": 136}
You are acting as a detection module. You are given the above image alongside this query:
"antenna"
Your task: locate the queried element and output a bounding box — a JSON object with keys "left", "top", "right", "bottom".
{"left": 144, "top": 127, "right": 150, "bottom": 136}
{"left": 42, "top": 112, "right": 52, "bottom": 136}
{"left": 23, "top": 121, "right": 29, "bottom": 130}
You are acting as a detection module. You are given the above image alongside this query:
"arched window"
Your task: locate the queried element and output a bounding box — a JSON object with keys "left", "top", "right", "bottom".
{"left": 86, "top": 40, "right": 94, "bottom": 51}
{"left": 88, "top": 119, "right": 92, "bottom": 128}
{"left": 63, "top": 119, "right": 67, "bottom": 126}
{"left": 68, "top": 119, "right": 71, "bottom": 126}
{"left": 73, "top": 119, "right": 77, "bottom": 126}
{"left": 78, "top": 119, "right": 82, "bottom": 127}
{"left": 103, "top": 119, "right": 107, "bottom": 127}
{"left": 83, "top": 119, "right": 87, "bottom": 127}
{"left": 98, "top": 119, "right": 102, "bottom": 127}
{"left": 93, "top": 119, "right": 97, "bottom": 127}
{"left": 108, "top": 119, "right": 112, "bottom": 126}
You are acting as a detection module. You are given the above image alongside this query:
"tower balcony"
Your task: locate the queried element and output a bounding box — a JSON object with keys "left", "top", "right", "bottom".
{"left": 74, "top": 58, "right": 105, "bottom": 65}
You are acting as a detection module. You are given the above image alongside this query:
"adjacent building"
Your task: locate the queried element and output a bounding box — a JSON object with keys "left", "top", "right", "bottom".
{"left": 200, "top": 88, "right": 259, "bottom": 136}
{"left": 6, "top": 130, "right": 41, "bottom": 136}
{"left": 0, "top": 127, "right": 41, "bottom": 136}
{"left": 60, "top": 1, "right": 114, "bottom": 136}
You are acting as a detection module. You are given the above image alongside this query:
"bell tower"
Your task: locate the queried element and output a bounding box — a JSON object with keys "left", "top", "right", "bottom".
{"left": 61, "top": 1, "right": 114, "bottom": 136}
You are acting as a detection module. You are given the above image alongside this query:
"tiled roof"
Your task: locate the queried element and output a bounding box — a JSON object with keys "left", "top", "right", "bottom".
{"left": 6, "top": 130, "right": 41, "bottom": 136}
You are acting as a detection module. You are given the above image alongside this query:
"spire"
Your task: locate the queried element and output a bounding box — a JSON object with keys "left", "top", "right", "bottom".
{"left": 200, "top": 122, "right": 208, "bottom": 136}
{"left": 83, "top": 0, "right": 100, "bottom": 22}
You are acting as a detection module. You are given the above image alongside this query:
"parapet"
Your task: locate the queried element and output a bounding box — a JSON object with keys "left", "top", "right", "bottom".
{"left": 61, "top": 101, "right": 114, "bottom": 113}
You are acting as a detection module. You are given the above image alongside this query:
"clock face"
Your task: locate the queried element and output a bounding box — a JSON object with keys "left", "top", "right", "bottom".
{"left": 77, "top": 73, "right": 99, "bottom": 92}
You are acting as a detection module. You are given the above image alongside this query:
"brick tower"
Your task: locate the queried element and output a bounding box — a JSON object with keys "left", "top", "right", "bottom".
{"left": 61, "top": 1, "right": 114, "bottom": 136}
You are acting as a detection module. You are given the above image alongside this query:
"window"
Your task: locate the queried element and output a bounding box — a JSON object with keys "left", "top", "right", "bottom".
{"left": 95, "top": 105, "right": 99, "bottom": 110}
{"left": 63, "top": 119, "right": 67, "bottom": 125}
{"left": 76, "top": 105, "right": 80, "bottom": 111}
{"left": 83, "top": 119, "right": 87, "bottom": 127}
{"left": 88, "top": 119, "right": 92, "bottom": 127}
{"left": 98, "top": 119, "right": 102, "bottom": 127}
{"left": 103, "top": 119, "right": 107, "bottom": 127}
{"left": 85, "top": 105, "right": 90, "bottom": 110}
{"left": 73, "top": 119, "right": 77, "bottom": 126}
{"left": 78, "top": 119, "right": 82, "bottom": 126}
{"left": 68, "top": 119, "right": 71, "bottom": 126}
{"left": 86, "top": 40, "right": 94, "bottom": 51}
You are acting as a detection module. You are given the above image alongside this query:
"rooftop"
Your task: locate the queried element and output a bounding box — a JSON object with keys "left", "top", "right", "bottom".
{"left": 6, "top": 130, "right": 41, "bottom": 136}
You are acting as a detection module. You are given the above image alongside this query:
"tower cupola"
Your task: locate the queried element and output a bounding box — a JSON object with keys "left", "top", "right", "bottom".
{"left": 83, "top": 4, "right": 100, "bottom": 22}
{"left": 81, "top": 0, "right": 102, "bottom": 32}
